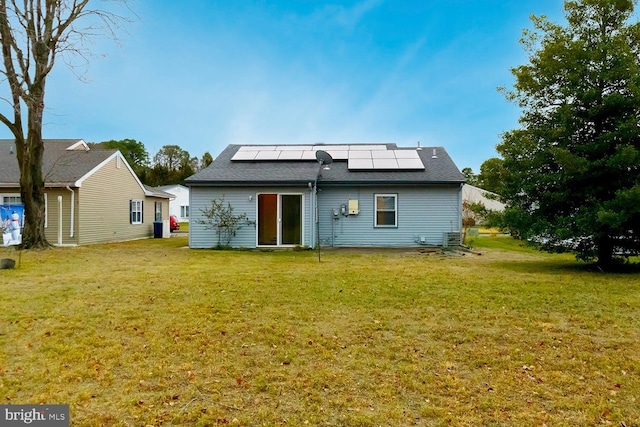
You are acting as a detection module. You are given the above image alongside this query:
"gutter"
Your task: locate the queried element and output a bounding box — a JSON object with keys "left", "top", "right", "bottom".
{"left": 66, "top": 186, "right": 75, "bottom": 238}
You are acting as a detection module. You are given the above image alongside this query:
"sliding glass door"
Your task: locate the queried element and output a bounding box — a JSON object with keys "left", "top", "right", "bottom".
{"left": 257, "top": 193, "right": 302, "bottom": 246}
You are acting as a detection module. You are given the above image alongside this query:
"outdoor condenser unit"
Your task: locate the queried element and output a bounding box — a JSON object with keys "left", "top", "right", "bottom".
{"left": 443, "top": 232, "right": 461, "bottom": 247}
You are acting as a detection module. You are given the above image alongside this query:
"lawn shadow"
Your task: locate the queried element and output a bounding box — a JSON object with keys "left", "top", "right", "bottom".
{"left": 493, "top": 258, "right": 640, "bottom": 274}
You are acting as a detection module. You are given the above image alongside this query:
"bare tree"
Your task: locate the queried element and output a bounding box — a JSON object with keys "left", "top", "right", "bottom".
{"left": 0, "top": 0, "right": 129, "bottom": 248}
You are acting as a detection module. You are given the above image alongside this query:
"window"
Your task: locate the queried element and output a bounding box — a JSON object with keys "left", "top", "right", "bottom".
{"left": 2, "top": 195, "right": 21, "bottom": 205}
{"left": 154, "top": 202, "right": 162, "bottom": 222}
{"left": 180, "top": 205, "right": 189, "bottom": 218}
{"left": 130, "top": 200, "right": 143, "bottom": 224}
{"left": 374, "top": 194, "right": 397, "bottom": 227}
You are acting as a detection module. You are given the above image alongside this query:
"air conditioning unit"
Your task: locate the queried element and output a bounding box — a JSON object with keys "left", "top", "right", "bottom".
{"left": 443, "top": 232, "right": 461, "bottom": 247}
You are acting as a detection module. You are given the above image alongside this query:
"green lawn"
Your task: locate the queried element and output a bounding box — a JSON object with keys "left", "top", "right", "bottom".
{"left": 1, "top": 236, "right": 639, "bottom": 426}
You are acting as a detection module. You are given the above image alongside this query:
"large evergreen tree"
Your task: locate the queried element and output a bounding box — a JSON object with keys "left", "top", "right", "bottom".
{"left": 498, "top": 0, "right": 640, "bottom": 267}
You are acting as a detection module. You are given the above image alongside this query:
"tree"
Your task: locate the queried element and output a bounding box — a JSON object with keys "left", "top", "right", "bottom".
{"left": 497, "top": 0, "right": 640, "bottom": 267}
{"left": 147, "top": 144, "right": 196, "bottom": 185}
{"left": 90, "top": 139, "right": 149, "bottom": 174}
{"left": 153, "top": 144, "right": 191, "bottom": 172}
{"left": 0, "top": 1, "right": 127, "bottom": 248}
{"left": 477, "top": 158, "right": 507, "bottom": 195}
{"left": 200, "top": 151, "right": 213, "bottom": 170}
{"left": 197, "top": 197, "right": 248, "bottom": 248}
{"left": 461, "top": 200, "right": 488, "bottom": 244}
{"left": 461, "top": 167, "right": 478, "bottom": 186}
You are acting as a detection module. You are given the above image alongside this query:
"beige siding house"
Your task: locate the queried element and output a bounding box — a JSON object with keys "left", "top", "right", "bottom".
{"left": 0, "top": 139, "right": 172, "bottom": 245}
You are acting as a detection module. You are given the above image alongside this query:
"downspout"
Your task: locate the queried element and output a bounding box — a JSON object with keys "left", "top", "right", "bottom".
{"left": 308, "top": 182, "right": 315, "bottom": 248}
{"left": 66, "top": 186, "right": 75, "bottom": 238}
{"left": 458, "top": 182, "right": 464, "bottom": 232}
{"left": 57, "top": 196, "right": 62, "bottom": 245}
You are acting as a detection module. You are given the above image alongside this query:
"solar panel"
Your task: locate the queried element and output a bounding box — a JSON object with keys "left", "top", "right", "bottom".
{"left": 348, "top": 150, "right": 372, "bottom": 159}
{"left": 326, "top": 150, "right": 349, "bottom": 160}
{"left": 397, "top": 158, "right": 425, "bottom": 169}
{"left": 232, "top": 150, "right": 259, "bottom": 160}
{"left": 254, "top": 150, "right": 281, "bottom": 160}
{"left": 278, "top": 145, "right": 313, "bottom": 151}
{"left": 348, "top": 158, "right": 374, "bottom": 169}
{"left": 231, "top": 144, "right": 426, "bottom": 170}
{"left": 278, "top": 150, "right": 304, "bottom": 160}
{"left": 394, "top": 150, "right": 420, "bottom": 159}
{"left": 371, "top": 150, "right": 396, "bottom": 159}
{"left": 373, "top": 158, "right": 400, "bottom": 169}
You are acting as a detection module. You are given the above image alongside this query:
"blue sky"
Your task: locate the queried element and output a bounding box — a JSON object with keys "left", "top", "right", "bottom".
{"left": 2, "top": 1, "right": 566, "bottom": 172}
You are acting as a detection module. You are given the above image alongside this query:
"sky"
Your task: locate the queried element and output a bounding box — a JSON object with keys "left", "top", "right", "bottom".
{"left": 1, "top": 0, "right": 567, "bottom": 172}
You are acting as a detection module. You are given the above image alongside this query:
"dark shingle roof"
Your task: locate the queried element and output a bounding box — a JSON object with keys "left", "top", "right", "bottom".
{"left": 0, "top": 139, "right": 116, "bottom": 186}
{"left": 186, "top": 143, "right": 465, "bottom": 186}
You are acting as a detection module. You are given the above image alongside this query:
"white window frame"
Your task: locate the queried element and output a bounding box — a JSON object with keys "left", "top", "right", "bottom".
{"left": 1, "top": 194, "right": 21, "bottom": 205}
{"left": 130, "top": 200, "right": 143, "bottom": 224}
{"left": 154, "top": 201, "right": 162, "bottom": 222}
{"left": 374, "top": 193, "right": 397, "bottom": 227}
{"left": 180, "top": 205, "right": 189, "bottom": 218}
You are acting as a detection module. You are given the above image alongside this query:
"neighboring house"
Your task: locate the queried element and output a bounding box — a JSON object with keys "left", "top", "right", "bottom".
{"left": 462, "top": 184, "right": 506, "bottom": 211}
{"left": 158, "top": 184, "right": 190, "bottom": 222}
{"left": 186, "top": 143, "right": 466, "bottom": 249}
{"left": 0, "top": 139, "right": 172, "bottom": 245}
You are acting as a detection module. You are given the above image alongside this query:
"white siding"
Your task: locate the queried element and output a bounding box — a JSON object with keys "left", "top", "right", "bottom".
{"left": 162, "top": 185, "right": 190, "bottom": 222}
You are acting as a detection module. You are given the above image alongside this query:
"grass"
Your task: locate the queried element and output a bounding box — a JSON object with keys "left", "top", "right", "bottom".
{"left": 1, "top": 236, "right": 639, "bottom": 426}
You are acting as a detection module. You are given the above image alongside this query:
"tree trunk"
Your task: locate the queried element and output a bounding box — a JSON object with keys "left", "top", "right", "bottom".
{"left": 16, "top": 94, "right": 49, "bottom": 249}
{"left": 596, "top": 236, "right": 614, "bottom": 270}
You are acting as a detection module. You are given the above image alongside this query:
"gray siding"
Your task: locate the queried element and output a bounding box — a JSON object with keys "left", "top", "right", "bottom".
{"left": 190, "top": 186, "right": 312, "bottom": 249}
{"left": 317, "top": 185, "right": 462, "bottom": 247}
{"left": 190, "top": 184, "right": 461, "bottom": 249}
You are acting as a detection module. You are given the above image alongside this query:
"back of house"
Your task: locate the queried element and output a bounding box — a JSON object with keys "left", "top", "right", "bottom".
{"left": 186, "top": 143, "right": 466, "bottom": 249}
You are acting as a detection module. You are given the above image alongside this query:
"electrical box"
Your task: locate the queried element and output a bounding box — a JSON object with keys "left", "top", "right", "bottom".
{"left": 348, "top": 199, "right": 359, "bottom": 215}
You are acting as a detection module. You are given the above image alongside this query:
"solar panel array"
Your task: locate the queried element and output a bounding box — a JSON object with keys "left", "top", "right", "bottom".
{"left": 231, "top": 145, "right": 425, "bottom": 170}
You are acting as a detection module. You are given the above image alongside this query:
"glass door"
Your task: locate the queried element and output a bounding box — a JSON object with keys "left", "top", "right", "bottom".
{"left": 258, "top": 194, "right": 278, "bottom": 245}
{"left": 281, "top": 194, "right": 302, "bottom": 245}
{"left": 257, "top": 193, "right": 302, "bottom": 246}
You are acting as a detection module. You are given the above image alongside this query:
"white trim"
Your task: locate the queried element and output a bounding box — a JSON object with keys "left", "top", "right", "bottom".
{"left": 130, "top": 199, "right": 143, "bottom": 224}
{"left": 57, "top": 195, "right": 63, "bottom": 245}
{"left": 374, "top": 193, "right": 398, "bottom": 227}
{"left": 74, "top": 151, "right": 152, "bottom": 196}
{"left": 65, "top": 139, "right": 89, "bottom": 151}
{"left": 154, "top": 201, "right": 162, "bottom": 222}
{"left": 0, "top": 193, "right": 21, "bottom": 204}
{"left": 66, "top": 186, "right": 75, "bottom": 238}
{"left": 44, "top": 193, "right": 48, "bottom": 228}
{"left": 256, "top": 192, "right": 305, "bottom": 247}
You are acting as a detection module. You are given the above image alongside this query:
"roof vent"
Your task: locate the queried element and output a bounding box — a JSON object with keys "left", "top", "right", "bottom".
{"left": 9, "top": 145, "right": 14, "bottom": 154}
{"left": 416, "top": 141, "right": 422, "bottom": 151}
{"left": 432, "top": 148, "right": 438, "bottom": 159}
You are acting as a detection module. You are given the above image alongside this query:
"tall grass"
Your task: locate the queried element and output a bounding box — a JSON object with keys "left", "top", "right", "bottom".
{"left": 1, "top": 236, "right": 639, "bottom": 426}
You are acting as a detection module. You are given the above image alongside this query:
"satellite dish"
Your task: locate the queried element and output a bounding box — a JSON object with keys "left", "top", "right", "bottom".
{"left": 315, "top": 150, "right": 333, "bottom": 165}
